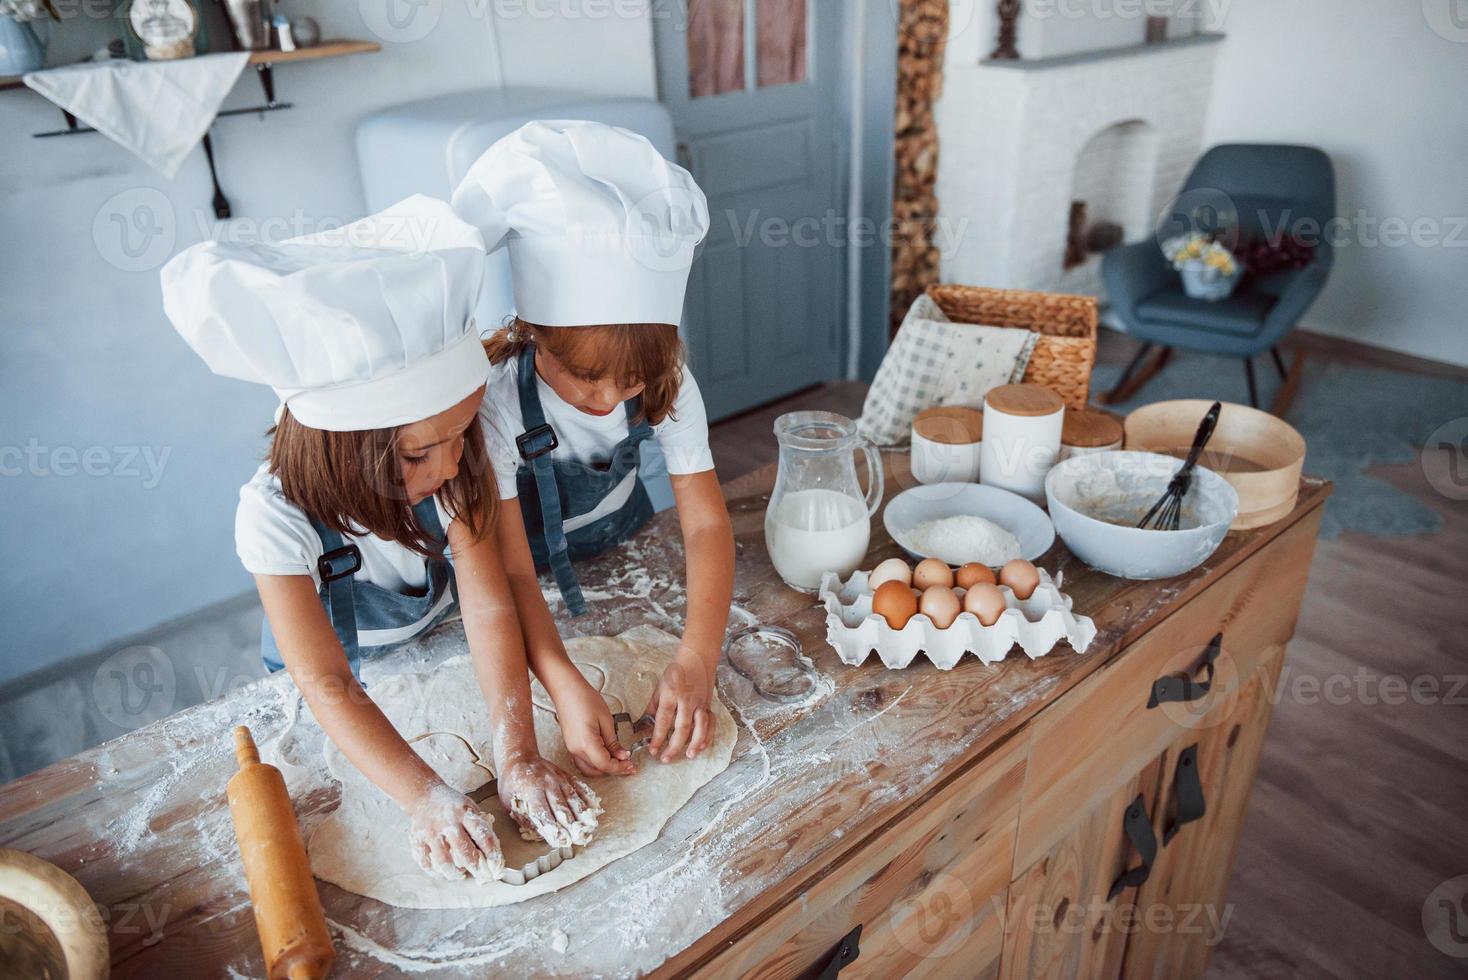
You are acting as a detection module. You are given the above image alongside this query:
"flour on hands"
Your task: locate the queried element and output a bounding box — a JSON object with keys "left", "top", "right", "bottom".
{"left": 408, "top": 782, "right": 505, "bottom": 882}
{"left": 496, "top": 757, "right": 602, "bottom": 848}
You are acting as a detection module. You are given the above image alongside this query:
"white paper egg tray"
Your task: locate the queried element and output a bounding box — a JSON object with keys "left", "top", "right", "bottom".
{"left": 817, "top": 568, "right": 1097, "bottom": 670}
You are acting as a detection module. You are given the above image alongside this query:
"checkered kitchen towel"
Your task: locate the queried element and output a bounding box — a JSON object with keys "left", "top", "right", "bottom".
{"left": 858, "top": 293, "right": 1038, "bottom": 447}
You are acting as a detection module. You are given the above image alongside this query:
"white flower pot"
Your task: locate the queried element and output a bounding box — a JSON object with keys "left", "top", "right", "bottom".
{"left": 1178, "top": 260, "right": 1241, "bottom": 302}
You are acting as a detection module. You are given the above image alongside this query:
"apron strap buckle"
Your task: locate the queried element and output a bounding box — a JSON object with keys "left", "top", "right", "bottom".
{"left": 318, "top": 544, "right": 363, "bottom": 583}
{"left": 516, "top": 423, "right": 559, "bottom": 460}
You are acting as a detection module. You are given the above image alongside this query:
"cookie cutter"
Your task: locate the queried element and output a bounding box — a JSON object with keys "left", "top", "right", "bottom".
{"left": 469, "top": 778, "right": 579, "bottom": 886}
{"left": 499, "top": 842, "right": 576, "bottom": 886}
{"left": 612, "top": 711, "right": 654, "bottom": 752}
{"left": 723, "top": 623, "right": 821, "bottom": 703}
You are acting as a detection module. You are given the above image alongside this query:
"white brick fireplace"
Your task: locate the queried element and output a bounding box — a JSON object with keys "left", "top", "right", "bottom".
{"left": 934, "top": 34, "right": 1223, "bottom": 301}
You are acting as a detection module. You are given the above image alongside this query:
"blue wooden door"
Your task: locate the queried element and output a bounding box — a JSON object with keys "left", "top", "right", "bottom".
{"left": 655, "top": 0, "right": 846, "bottom": 420}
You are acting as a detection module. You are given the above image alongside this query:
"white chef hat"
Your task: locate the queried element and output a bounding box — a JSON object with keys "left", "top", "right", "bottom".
{"left": 451, "top": 120, "right": 709, "bottom": 328}
{"left": 160, "top": 195, "right": 491, "bottom": 432}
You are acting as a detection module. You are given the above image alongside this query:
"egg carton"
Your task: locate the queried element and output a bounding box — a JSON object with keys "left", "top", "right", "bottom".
{"left": 817, "top": 568, "right": 1097, "bottom": 670}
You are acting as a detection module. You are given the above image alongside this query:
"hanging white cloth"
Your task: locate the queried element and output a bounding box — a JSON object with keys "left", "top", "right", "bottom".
{"left": 24, "top": 52, "right": 250, "bottom": 178}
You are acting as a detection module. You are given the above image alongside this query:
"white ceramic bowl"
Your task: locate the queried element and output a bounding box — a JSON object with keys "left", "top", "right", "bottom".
{"left": 883, "top": 482, "right": 1055, "bottom": 565}
{"left": 1044, "top": 451, "right": 1239, "bottom": 580}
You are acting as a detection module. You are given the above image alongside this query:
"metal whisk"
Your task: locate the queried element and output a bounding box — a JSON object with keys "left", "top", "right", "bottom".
{"left": 1137, "top": 401, "right": 1222, "bottom": 531}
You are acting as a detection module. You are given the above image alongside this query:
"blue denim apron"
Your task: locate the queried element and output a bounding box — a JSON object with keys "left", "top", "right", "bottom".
{"left": 260, "top": 495, "right": 459, "bottom": 677}
{"left": 513, "top": 344, "right": 655, "bottom": 617}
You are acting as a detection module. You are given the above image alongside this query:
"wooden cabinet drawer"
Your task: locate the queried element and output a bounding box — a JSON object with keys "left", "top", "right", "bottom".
{"left": 1123, "top": 644, "right": 1287, "bottom": 979}
{"left": 1002, "top": 760, "right": 1166, "bottom": 980}
{"left": 1001, "top": 645, "right": 1289, "bottom": 980}
{"left": 1014, "top": 508, "right": 1321, "bottom": 872}
{"left": 696, "top": 733, "right": 1028, "bottom": 980}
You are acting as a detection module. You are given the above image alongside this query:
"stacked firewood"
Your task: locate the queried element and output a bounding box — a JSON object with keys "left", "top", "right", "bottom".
{"left": 889, "top": 0, "right": 949, "bottom": 336}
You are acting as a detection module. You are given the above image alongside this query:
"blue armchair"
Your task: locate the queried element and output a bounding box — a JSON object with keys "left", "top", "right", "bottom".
{"left": 1101, "top": 143, "right": 1335, "bottom": 413}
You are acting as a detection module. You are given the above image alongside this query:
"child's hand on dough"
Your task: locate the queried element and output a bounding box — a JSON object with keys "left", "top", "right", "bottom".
{"left": 553, "top": 676, "right": 637, "bottom": 778}
{"left": 643, "top": 646, "right": 717, "bottom": 764}
{"left": 407, "top": 782, "right": 504, "bottom": 883}
{"left": 497, "top": 756, "right": 602, "bottom": 849}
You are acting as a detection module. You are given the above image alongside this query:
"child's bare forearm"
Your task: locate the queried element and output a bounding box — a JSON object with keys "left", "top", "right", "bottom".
{"left": 256, "top": 574, "right": 441, "bottom": 811}
{"left": 467, "top": 633, "right": 540, "bottom": 771}
{"left": 300, "top": 673, "right": 441, "bottom": 808}
{"left": 675, "top": 472, "right": 736, "bottom": 670}
{"left": 493, "top": 497, "right": 588, "bottom": 703}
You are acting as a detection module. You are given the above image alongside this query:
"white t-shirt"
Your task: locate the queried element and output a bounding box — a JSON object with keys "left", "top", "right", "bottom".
{"left": 236, "top": 462, "right": 456, "bottom": 596}
{"left": 479, "top": 358, "right": 714, "bottom": 532}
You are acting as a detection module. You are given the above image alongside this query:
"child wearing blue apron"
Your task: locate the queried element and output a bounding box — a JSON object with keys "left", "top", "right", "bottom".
{"left": 161, "top": 196, "right": 596, "bottom": 884}
{"left": 454, "top": 121, "right": 736, "bottom": 773}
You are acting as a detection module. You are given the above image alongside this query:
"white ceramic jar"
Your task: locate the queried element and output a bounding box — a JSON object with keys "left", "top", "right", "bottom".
{"left": 1058, "top": 407, "right": 1124, "bottom": 461}
{"left": 980, "top": 384, "right": 1065, "bottom": 501}
{"left": 910, "top": 406, "right": 984, "bottom": 484}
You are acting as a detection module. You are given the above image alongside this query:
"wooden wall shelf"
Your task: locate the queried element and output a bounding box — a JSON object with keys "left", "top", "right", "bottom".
{"left": 0, "top": 39, "right": 381, "bottom": 91}
{"left": 2, "top": 39, "right": 381, "bottom": 219}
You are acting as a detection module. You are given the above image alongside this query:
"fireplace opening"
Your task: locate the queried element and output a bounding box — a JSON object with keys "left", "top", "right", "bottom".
{"left": 1059, "top": 119, "right": 1160, "bottom": 287}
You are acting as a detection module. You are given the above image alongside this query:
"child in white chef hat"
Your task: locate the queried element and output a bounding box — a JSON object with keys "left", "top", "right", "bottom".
{"left": 160, "top": 196, "right": 598, "bottom": 883}
{"left": 453, "top": 121, "right": 735, "bottom": 773}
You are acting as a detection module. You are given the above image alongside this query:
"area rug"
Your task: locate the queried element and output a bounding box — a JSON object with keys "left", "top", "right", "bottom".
{"left": 1090, "top": 352, "right": 1468, "bottom": 539}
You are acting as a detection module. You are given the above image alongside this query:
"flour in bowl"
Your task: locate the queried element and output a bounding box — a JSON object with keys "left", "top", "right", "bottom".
{"left": 899, "top": 515, "right": 1022, "bottom": 566}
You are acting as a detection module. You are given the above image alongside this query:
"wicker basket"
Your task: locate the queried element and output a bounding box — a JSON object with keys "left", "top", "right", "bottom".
{"left": 925, "top": 284, "right": 1097, "bottom": 411}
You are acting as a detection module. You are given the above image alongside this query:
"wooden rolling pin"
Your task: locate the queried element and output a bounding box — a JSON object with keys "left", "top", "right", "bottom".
{"left": 227, "top": 725, "right": 335, "bottom": 980}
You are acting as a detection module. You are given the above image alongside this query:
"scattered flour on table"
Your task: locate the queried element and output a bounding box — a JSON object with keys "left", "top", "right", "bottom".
{"left": 898, "top": 515, "right": 1021, "bottom": 566}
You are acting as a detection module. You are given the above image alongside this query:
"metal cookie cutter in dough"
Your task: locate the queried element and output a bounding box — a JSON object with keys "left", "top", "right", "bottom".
{"left": 612, "top": 711, "right": 655, "bottom": 753}
{"left": 468, "top": 779, "right": 578, "bottom": 886}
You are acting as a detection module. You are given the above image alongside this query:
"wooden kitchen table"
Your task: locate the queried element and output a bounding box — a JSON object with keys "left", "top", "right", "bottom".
{"left": 0, "top": 457, "right": 1330, "bottom": 978}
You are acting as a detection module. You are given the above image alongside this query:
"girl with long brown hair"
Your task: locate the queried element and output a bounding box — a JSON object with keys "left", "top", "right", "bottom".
{"left": 161, "top": 198, "right": 596, "bottom": 885}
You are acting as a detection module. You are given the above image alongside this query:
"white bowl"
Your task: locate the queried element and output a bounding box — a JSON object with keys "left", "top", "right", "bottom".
{"left": 883, "top": 482, "right": 1055, "bottom": 565}
{"left": 1044, "top": 451, "right": 1239, "bottom": 580}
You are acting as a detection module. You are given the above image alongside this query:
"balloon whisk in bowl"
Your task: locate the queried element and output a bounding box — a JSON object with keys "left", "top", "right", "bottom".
{"left": 1136, "top": 401, "right": 1222, "bottom": 532}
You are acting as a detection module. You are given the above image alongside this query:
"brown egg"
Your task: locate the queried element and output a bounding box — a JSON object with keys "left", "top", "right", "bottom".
{"left": 962, "top": 583, "right": 1008, "bottom": 626}
{"left": 919, "top": 586, "right": 961, "bottom": 629}
{"left": 868, "top": 557, "right": 912, "bottom": 590}
{"left": 999, "top": 559, "right": 1041, "bottom": 600}
{"left": 872, "top": 580, "right": 919, "bottom": 629}
{"left": 912, "top": 557, "right": 955, "bottom": 591}
{"left": 955, "top": 562, "right": 997, "bottom": 590}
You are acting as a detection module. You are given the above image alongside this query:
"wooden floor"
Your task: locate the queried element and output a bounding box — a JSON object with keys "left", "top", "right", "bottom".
{"left": 708, "top": 337, "right": 1468, "bottom": 980}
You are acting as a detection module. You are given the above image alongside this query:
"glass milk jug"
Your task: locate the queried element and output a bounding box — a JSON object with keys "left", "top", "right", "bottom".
{"left": 764, "top": 412, "right": 884, "bottom": 591}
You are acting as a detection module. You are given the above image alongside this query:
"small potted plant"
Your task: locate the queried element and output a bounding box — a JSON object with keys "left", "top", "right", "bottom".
{"left": 0, "top": 0, "right": 56, "bottom": 75}
{"left": 1161, "top": 233, "right": 1243, "bottom": 302}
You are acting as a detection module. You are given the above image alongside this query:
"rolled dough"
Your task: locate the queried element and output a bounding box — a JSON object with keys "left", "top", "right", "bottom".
{"left": 308, "top": 626, "right": 737, "bottom": 909}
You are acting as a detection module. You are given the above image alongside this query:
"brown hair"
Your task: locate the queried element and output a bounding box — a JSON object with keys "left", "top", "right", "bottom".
{"left": 268, "top": 409, "right": 496, "bottom": 557}
{"left": 482, "top": 318, "right": 684, "bottom": 425}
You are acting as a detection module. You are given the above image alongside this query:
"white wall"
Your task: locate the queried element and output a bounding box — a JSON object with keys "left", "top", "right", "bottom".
{"left": 0, "top": 1, "right": 655, "bottom": 684}
{"left": 1204, "top": 0, "right": 1468, "bottom": 366}
{"left": 1021, "top": 0, "right": 1203, "bottom": 59}
{"left": 942, "top": 0, "right": 1202, "bottom": 62}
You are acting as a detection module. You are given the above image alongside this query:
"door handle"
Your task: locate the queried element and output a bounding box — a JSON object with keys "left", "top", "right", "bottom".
{"left": 1148, "top": 632, "right": 1222, "bottom": 708}
{"left": 676, "top": 140, "right": 695, "bottom": 173}
{"left": 807, "top": 923, "right": 862, "bottom": 979}
{"left": 1108, "top": 794, "right": 1159, "bottom": 900}
{"left": 1163, "top": 743, "right": 1207, "bottom": 845}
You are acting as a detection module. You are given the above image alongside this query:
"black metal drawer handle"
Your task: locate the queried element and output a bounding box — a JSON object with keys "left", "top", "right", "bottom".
{"left": 1164, "top": 743, "right": 1207, "bottom": 845}
{"left": 1108, "top": 794, "right": 1159, "bottom": 900}
{"left": 1148, "top": 632, "right": 1222, "bottom": 708}
{"left": 810, "top": 924, "right": 862, "bottom": 979}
